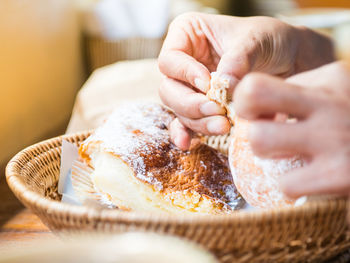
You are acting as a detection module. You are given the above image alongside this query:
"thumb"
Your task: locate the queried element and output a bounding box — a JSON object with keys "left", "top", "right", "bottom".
{"left": 215, "top": 48, "right": 253, "bottom": 95}
{"left": 217, "top": 49, "right": 252, "bottom": 80}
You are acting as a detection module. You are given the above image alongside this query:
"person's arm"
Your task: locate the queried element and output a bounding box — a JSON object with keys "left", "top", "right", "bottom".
{"left": 158, "top": 12, "right": 334, "bottom": 150}
{"left": 234, "top": 62, "right": 350, "bottom": 197}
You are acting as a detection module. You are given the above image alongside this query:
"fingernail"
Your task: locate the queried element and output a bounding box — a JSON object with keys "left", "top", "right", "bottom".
{"left": 219, "top": 74, "right": 239, "bottom": 87}
{"left": 200, "top": 101, "right": 225, "bottom": 116}
{"left": 195, "top": 78, "right": 209, "bottom": 93}
{"left": 174, "top": 135, "right": 191, "bottom": 151}
{"left": 279, "top": 175, "right": 298, "bottom": 197}
{"left": 207, "top": 118, "right": 230, "bottom": 134}
{"left": 174, "top": 136, "right": 182, "bottom": 148}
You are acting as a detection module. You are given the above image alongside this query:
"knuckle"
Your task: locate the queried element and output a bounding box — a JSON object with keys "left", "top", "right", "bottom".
{"left": 180, "top": 118, "right": 203, "bottom": 134}
{"left": 254, "top": 16, "right": 285, "bottom": 30}
{"left": 177, "top": 116, "right": 192, "bottom": 130}
{"left": 157, "top": 52, "right": 168, "bottom": 74}
{"left": 249, "top": 124, "right": 267, "bottom": 153}
{"left": 172, "top": 12, "right": 200, "bottom": 25}
{"left": 186, "top": 121, "right": 198, "bottom": 132}
{"left": 184, "top": 66, "right": 193, "bottom": 84}
{"left": 158, "top": 79, "right": 170, "bottom": 104}
{"left": 235, "top": 74, "right": 266, "bottom": 118}
{"left": 176, "top": 65, "right": 187, "bottom": 81}
{"left": 240, "top": 73, "right": 265, "bottom": 102}
{"left": 182, "top": 100, "right": 196, "bottom": 117}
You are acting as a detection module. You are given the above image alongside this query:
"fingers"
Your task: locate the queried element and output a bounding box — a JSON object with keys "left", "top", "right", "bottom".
{"left": 215, "top": 46, "right": 253, "bottom": 94}
{"left": 287, "top": 62, "right": 350, "bottom": 90}
{"left": 158, "top": 14, "right": 211, "bottom": 92}
{"left": 160, "top": 75, "right": 229, "bottom": 146}
{"left": 249, "top": 121, "right": 313, "bottom": 158}
{"left": 159, "top": 78, "right": 225, "bottom": 119}
{"left": 216, "top": 48, "right": 252, "bottom": 80}
{"left": 169, "top": 115, "right": 230, "bottom": 150}
{"left": 159, "top": 51, "right": 211, "bottom": 92}
{"left": 169, "top": 118, "right": 192, "bottom": 150}
{"left": 234, "top": 73, "right": 316, "bottom": 120}
{"left": 280, "top": 156, "right": 350, "bottom": 198}
{"left": 177, "top": 115, "right": 230, "bottom": 136}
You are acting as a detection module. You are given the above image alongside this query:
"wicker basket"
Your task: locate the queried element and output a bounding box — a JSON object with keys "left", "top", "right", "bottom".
{"left": 5, "top": 131, "right": 350, "bottom": 263}
{"left": 86, "top": 37, "right": 163, "bottom": 72}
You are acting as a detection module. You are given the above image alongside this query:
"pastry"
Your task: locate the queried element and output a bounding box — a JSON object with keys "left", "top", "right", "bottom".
{"left": 229, "top": 117, "right": 303, "bottom": 208}
{"left": 207, "top": 73, "right": 304, "bottom": 208}
{"left": 78, "top": 102, "right": 243, "bottom": 214}
{"left": 207, "top": 72, "right": 235, "bottom": 124}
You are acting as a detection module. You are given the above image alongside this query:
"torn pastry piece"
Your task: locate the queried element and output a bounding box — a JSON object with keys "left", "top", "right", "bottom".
{"left": 207, "top": 72, "right": 304, "bottom": 208}
{"left": 207, "top": 72, "right": 235, "bottom": 124}
{"left": 229, "top": 117, "right": 304, "bottom": 208}
{"left": 78, "top": 103, "right": 244, "bottom": 214}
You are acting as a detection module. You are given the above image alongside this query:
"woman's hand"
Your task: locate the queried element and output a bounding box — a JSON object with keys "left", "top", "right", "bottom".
{"left": 234, "top": 62, "right": 350, "bottom": 198}
{"left": 158, "top": 12, "right": 334, "bottom": 150}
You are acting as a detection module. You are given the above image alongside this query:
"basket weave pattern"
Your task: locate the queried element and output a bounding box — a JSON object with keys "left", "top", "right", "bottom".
{"left": 6, "top": 132, "right": 350, "bottom": 263}
{"left": 86, "top": 37, "right": 163, "bottom": 72}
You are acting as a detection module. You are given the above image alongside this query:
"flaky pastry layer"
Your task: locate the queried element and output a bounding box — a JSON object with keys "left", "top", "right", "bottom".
{"left": 79, "top": 103, "right": 243, "bottom": 214}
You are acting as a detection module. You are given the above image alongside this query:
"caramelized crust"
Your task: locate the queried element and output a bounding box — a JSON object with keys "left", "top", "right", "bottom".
{"left": 79, "top": 103, "right": 243, "bottom": 211}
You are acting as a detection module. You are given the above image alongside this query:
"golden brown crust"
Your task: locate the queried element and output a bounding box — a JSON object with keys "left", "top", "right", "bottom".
{"left": 79, "top": 103, "right": 243, "bottom": 210}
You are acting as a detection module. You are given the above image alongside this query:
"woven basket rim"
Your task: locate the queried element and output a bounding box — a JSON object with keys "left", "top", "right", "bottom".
{"left": 5, "top": 131, "right": 349, "bottom": 225}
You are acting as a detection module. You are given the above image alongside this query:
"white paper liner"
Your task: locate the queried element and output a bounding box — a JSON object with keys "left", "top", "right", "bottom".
{"left": 58, "top": 140, "right": 115, "bottom": 208}
{"left": 71, "top": 160, "right": 116, "bottom": 209}
{"left": 58, "top": 140, "right": 81, "bottom": 205}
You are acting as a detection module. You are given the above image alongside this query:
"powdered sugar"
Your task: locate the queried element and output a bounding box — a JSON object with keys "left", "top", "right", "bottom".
{"left": 253, "top": 156, "right": 303, "bottom": 179}
{"left": 229, "top": 119, "right": 303, "bottom": 208}
{"left": 85, "top": 102, "right": 173, "bottom": 185}
{"left": 208, "top": 72, "right": 304, "bottom": 209}
{"left": 82, "top": 102, "right": 244, "bottom": 211}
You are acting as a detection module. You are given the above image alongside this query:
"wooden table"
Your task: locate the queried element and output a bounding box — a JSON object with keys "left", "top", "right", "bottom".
{"left": 0, "top": 176, "right": 58, "bottom": 252}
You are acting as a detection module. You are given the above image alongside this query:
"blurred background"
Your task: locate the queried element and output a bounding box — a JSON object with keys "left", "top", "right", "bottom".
{"left": 1, "top": 0, "right": 350, "bottom": 175}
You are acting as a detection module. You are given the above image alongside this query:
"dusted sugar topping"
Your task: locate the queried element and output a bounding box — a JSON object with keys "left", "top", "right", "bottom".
{"left": 80, "top": 102, "right": 243, "bottom": 210}
{"left": 207, "top": 72, "right": 303, "bottom": 208}
{"left": 229, "top": 117, "right": 303, "bottom": 208}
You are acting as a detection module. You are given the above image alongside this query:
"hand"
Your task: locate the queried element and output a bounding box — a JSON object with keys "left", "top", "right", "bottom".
{"left": 158, "top": 12, "right": 334, "bottom": 150}
{"left": 234, "top": 62, "right": 350, "bottom": 198}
